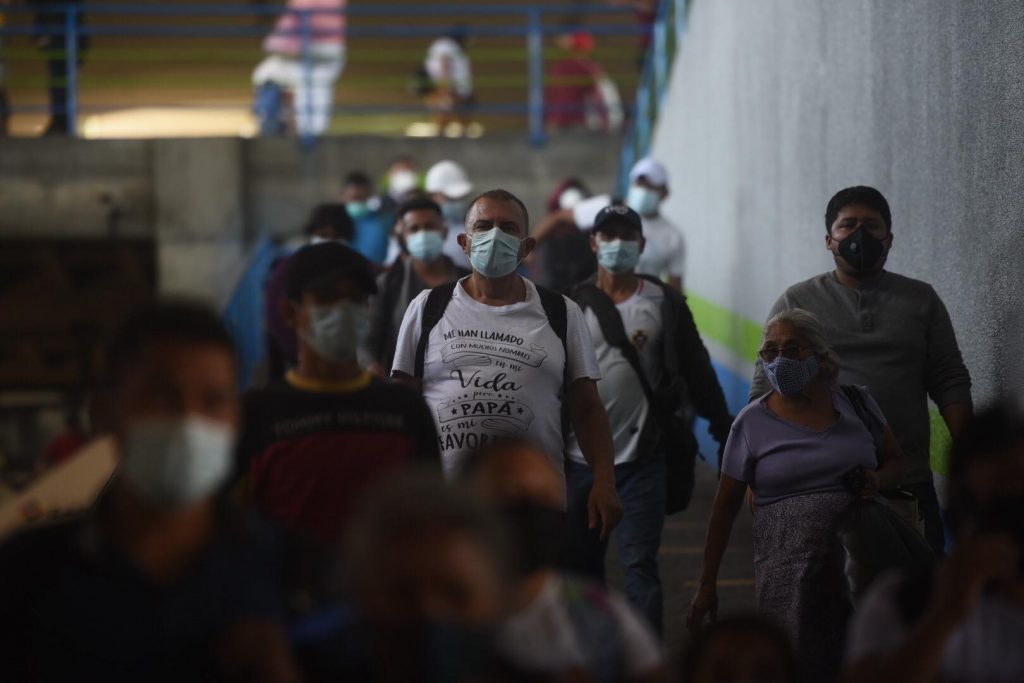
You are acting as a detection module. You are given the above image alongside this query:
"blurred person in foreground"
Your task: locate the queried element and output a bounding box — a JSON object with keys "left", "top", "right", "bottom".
{"left": 843, "top": 404, "right": 1024, "bottom": 683}
{"left": 688, "top": 308, "right": 905, "bottom": 682}
{"left": 462, "top": 438, "right": 666, "bottom": 683}
{"left": 390, "top": 189, "right": 623, "bottom": 539}
{"left": 677, "top": 616, "right": 799, "bottom": 683}
{"left": 423, "top": 25, "right": 474, "bottom": 136}
{"left": 341, "top": 170, "right": 393, "bottom": 266}
{"left": 238, "top": 242, "right": 439, "bottom": 547}
{"left": 568, "top": 204, "right": 733, "bottom": 635}
{"left": 365, "top": 197, "right": 469, "bottom": 378}
{"left": 749, "top": 185, "right": 973, "bottom": 556}
{"left": 425, "top": 158, "right": 475, "bottom": 269}
{"left": 263, "top": 203, "right": 356, "bottom": 382}
{"left": 0, "top": 301, "right": 299, "bottom": 683}
{"left": 252, "top": 0, "right": 346, "bottom": 138}
{"left": 317, "top": 471, "right": 521, "bottom": 681}
{"left": 625, "top": 158, "right": 685, "bottom": 290}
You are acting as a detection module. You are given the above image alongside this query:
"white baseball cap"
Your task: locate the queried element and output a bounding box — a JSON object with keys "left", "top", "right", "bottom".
{"left": 425, "top": 160, "right": 474, "bottom": 200}
{"left": 628, "top": 157, "right": 669, "bottom": 188}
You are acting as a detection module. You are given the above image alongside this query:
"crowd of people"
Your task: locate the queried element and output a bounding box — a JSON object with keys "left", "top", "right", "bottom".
{"left": 1, "top": 150, "right": 1021, "bottom": 683}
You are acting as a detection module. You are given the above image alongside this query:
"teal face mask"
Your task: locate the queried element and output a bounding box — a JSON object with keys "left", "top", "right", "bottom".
{"left": 405, "top": 230, "right": 445, "bottom": 262}
{"left": 469, "top": 227, "right": 522, "bottom": 278}
{"left": 346, "top": 201, "right": 371, "bottom": 220}
{"left": 597, "top": 239, "right": 641, "bottom": 273}
{"left": 626, "top": 185, "right": 661, "bottom": 216}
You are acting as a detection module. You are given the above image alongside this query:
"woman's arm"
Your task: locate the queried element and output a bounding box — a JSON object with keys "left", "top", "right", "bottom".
{"left": 687, "top": 473, "right": 748, "bottom": 628}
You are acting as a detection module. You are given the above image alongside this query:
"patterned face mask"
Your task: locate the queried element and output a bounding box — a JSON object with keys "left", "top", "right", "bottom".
{"left": 763, "top": 354, "right": 820, "bottom": 396}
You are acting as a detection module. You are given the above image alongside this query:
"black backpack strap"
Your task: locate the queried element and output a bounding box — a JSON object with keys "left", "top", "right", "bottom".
{"left": 413, "top": 281, "right": 458, "bottom": 379}
{"left": 374, "top": 259, "right": 407, "bottom": 360}
{"left": 841, "top": 384, "right": 883, "bottom": 461}
{"left": 535, "top": 284, "right": 569, "bottom": 384}
{"left": 571, "top": 284, "right": 657, "bottom": 405}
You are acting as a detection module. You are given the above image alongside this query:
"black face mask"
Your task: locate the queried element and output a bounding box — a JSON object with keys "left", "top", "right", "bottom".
{"left": 837, "top": 227, "right": 887, "bottom": 273}
{"left": 500, "top": 502, "right": 568, "bottom": 576}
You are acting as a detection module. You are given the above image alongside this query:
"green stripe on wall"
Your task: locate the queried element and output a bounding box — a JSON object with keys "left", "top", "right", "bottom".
{"left": 685, "top": 291, "right": 763, "bottom": 363}
{"left": 685, "top": 289, "right": 952, "bottom": 476}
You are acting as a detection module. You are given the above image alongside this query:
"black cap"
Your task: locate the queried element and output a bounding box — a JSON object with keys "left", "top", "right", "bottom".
{"left": 286, "top": 242, "right": 378, "bottom": 302}
{"left": 592, "top": 203, "right": 643, "bottom": 235}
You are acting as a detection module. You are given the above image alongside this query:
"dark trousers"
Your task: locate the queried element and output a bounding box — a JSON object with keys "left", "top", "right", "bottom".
{"left": 902, "top": 480, "right": 947, "bottom": 555}
{"left": 565, "top": 455, "right": 667, "bottom": 635}
{"left": 46, "top": 55, "right": 71, "bottom": 131}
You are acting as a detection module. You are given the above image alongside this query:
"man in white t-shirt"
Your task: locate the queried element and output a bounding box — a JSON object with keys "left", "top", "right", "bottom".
{"left": 461, "top": 439, "right": 664, "bottom": 683}
{"left": 392, "top": 189, "right": 623, "bottom": 539}
{"left": 424, "top": 27, "right": 474, "bottom": 134}
{"left": 626, "top": 157, "right": 685, "bottom": 290}
{"left": 843, "top": 405, "right": 1024, "bottom": 683}
{"left": 566, "top": 204, "right": 733, "bottom": 636}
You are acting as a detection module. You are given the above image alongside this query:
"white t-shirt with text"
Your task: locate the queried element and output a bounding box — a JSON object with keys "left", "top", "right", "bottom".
{"left": 567, "top": 279, "right": 664, "bottom": 466}
{"left": 636, "top": 214, "right": 685, "bottom": 283}
{"left": 392, "top": 277, "right": 601, "bottom": 475}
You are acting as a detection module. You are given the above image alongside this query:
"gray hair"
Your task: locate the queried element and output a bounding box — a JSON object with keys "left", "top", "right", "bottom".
{"left": 763, "top": 308, "right": 841, "bottom": 377}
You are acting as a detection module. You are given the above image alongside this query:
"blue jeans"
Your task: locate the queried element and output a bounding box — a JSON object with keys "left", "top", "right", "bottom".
{"left": 565, "top": 455, "right": 667, "bottom": 635}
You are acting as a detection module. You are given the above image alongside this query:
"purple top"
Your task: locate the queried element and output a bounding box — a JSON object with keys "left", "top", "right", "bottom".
{"left": 722, "top": 385, "right": 886, "bottom": 506}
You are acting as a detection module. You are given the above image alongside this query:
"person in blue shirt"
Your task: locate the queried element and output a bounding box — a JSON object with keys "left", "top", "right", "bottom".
{"left": 342, "top": 170, "right": 394, "bottom": 266}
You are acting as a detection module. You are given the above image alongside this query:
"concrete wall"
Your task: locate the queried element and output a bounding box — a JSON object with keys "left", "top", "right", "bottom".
{"left": 0, "top": 132, "right": 621, "bottom": 304}
{"left": 651, "top": 0, "right": 1024, "bottom": 410}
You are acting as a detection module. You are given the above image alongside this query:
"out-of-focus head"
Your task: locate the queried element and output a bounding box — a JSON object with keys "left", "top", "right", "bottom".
{"left": 560, "top": 31, "right": 595, "bottom": 55}
{"left": 946, "top": 404, "right": 1024, "bottom": 555}
{"left": 590, "top": 204, "right": 646, "bottom": 274}
{"left": 341, "top": 170, "right": 379, "bottom": 219}
{"left": 386, "top": 154, "right": 420, "bottom": 201}
{"left": 447, "top": 23, "right": 471, "bottom": 48}
{"left": 679, "top": 616, "right": 799, "bottom": 683}
{"left": 345, "top": 471, "right": 513, "bottom": 627}
{"left": 627, "top": 157, "right": 669, "bottom": 217}
{"left": 546, "top": 177, "right": 591, "bottom": 214}
{"left": 425, "top": 161, "right": 474, "bottom": 227}
{"left": 396, "top": 197, "right": 447, "bottom": 262}
{"left": 284, "top": 242, "right": 377, "bottom": 364}
{"left": 460, "top": 439, "right": 568, "bottom": 578}
{"left": 106, "top": 301, "right": 239, "bottom": 509}
{"left": 303, "top": 202, "right": 355, "bottom": 244}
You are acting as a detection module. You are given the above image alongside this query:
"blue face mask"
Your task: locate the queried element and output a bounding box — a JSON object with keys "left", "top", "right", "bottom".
{"left": 346, "top": 201, "right": 371, "bottom": 220}
{"left": 405, "top": 230, "right": 445, "bottom": 262}
{"left": 626, "top": 185, "right": 661, "bottom": 216}
{"left": 597, "top": 238, "right": 641, "bottom": 273}
{"left": 469, "top": 227, "right": 522, "bottom": 278}
{"left": 763, "top": 354, "right": 820, "bottom": 396}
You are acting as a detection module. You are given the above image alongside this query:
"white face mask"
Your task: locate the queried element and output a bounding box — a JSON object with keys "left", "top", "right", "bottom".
{"left": 389, "top": 169, "right": 419, "bottom": 198}
{"left": 558, "top": 187, "right": 586, "bottom": 210}
{"left": 119, "top": 416, "right": 235, "bottom": 508}
{"left": 626, "top": 185, "right": 661, "bottom": 216}
{"left": 302, "top": 302, "right": 370, "bottom": 363}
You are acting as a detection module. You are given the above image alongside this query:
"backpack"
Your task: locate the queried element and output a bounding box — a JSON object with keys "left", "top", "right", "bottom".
{"left": 570, "top": 276, "right": 701, "bottom": 514}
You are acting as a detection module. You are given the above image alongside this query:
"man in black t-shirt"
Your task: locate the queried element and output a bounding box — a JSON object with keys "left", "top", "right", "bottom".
{"left": 239, "top": 242, "right": 440, "bottom": 546}
{"left": 0, "top": 301, "right": 298, "bottom": 683}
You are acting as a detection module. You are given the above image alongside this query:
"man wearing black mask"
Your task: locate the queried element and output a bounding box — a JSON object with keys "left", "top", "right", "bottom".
{"left": 749, "top": 186, "right": 973, "bottom": 554}
{"left": 460, "top": 439, "right": 665, "bottom": 683}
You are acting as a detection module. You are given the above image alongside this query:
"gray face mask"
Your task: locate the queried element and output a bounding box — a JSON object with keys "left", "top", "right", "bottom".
{"left": 302, "top": 302, "right": 370, "bottom": 363}
{"left": 119, "top": 416, "right": 235, "bottom": 508}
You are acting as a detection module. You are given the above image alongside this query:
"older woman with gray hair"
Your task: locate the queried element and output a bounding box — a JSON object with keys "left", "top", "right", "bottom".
{"left": 687, "top": 308, "right": 906, "bottom": 682}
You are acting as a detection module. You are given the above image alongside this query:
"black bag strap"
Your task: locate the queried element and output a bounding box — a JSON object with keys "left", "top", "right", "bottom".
{"left": 414, "top": 281, "right": 459, "bottom": 379}
{"left": 536, "top": 284, "right": 569, "bottom": 373}
{"left": 375, "top": 259, "right": 407, "bottom": 360}
{"left": 841, "top": 385, "right": 882, "bottom": 453}
{"left": 572, "top": 284, "right": 658, "bottom": 406}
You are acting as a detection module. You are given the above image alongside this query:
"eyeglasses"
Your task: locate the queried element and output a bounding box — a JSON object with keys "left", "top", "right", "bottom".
{"left": 758, "top": 344, "right": 807, "bottom": 362}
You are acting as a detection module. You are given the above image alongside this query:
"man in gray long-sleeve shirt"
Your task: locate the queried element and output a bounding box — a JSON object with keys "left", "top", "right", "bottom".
{"left": 749, "top": 186, "right": 972, "bottom": 553}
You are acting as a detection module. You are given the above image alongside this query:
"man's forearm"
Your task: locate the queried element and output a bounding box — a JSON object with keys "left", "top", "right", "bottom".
{"left": 573, "top": 404, "right": 616, "bottom": 481}
{"left": 940, "top": 401, "right": 972, "bottom": 442}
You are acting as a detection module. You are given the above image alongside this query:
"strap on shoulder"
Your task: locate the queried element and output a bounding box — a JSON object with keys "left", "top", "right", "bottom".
{"left": 536, "top": 284, "right": 568, "bottom": 355}
{"left": 413, "top": 281, "right": 458, "bottom": 379}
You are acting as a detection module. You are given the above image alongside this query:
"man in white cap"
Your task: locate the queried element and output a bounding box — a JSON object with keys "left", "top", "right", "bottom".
{"left": 626, "top": 157, "right": 685, "bottom": 291}
{"left": 425, "top": 159, "right": 474, "bottom": 269}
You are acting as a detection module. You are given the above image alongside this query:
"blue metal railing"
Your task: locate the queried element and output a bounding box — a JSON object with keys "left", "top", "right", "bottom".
{"left": 0, "top": 2, "right": 648, "bottom": 145}
{"left": 617, "top": 0, "right": 687, "bottom": 195}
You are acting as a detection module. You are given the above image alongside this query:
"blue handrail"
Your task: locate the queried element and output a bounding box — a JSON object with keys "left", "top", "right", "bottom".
{"left": 617, "top": 0, "right": 687, "bottom": 195}
{"left": 0, "top": 2, "right": 646, "bottom": 145}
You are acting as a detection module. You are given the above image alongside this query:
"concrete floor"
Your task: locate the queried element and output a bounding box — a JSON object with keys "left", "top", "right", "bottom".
{"left": 605, "top": 462, "right": 756, "bottom": 651}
